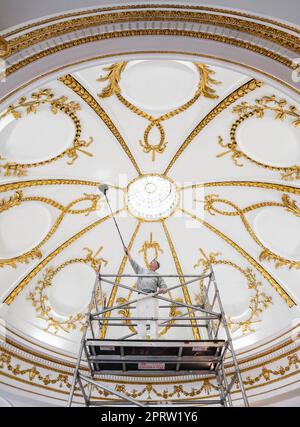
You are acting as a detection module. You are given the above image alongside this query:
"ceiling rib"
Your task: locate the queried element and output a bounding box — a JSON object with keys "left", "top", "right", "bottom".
{"left": 1, "top": 179, "right": 299, "bottom": 195}
{"left": 162, "top": 220, "right": 201, "bottom": 340}
{"left": 164, "top": 79, "right": 262, "bottom": 175}
{"left": 3, "top": 208, "right": 125, "bottom": 305}
{"left": 100, "top": 220, "right": 142, "bottom": 339}
{"left": 59, "top": 74, "right": 142, "bottom": 176}
{"left": 181, "top": 208, "right": 296, "bottom": 308}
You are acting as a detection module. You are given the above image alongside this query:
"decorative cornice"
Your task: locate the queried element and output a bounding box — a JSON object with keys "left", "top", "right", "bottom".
{"left": 0, "top": 336, "right": 299, "bottom": 404}
{"left": 4, "top": 10, "right": 300, "bottom": 56}
{"left": 3, "top": 5, "right": 300, "bottom": 39}
{"left": 59, "top": 74, "right": 142, "bottom": 176}
{"left": 4, "top": 29, "right": 295, "bottom": 80}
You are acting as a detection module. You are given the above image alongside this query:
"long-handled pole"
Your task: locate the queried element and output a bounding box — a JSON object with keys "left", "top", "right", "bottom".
{"left": 98, "top": 184, "right": 126, "bottom": 249}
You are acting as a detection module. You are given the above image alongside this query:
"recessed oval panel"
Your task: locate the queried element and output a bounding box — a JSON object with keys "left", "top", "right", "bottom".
{"left": 48, "top": 264, "right": 96, "bottom": 317}
{"left": 214, "top": 264, "right": 251, "bottom": 317}
{"left": 0, "top": 203, "right": 51, "bottom": 257}
{"left": 236, "top": 115, "right": 300, "bottom": 167}
{"left": 120, "top": 60, "right": 199, "bottom": 111}
{"left": 0, "top": 107, "right": 75, "bottom": 163}
{"left": 254, "top": 207, "right": 300, "bottom": 259}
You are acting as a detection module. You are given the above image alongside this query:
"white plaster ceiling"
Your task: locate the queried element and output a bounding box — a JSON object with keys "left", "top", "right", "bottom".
{"left": 0, "top": 59, "right": 299, "bottom": 357}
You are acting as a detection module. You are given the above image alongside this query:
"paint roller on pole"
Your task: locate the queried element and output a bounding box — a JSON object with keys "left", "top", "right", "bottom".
{"left": 98, "top": 184, "right": 126, "bottom": 250}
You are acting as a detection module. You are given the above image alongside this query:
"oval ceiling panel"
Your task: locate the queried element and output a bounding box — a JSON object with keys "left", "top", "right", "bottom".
{"left": 0, "top": 107, "right": 76, "bottom": 163}
{"left": 0, "top": 202, "right": 51, "bottom": 257}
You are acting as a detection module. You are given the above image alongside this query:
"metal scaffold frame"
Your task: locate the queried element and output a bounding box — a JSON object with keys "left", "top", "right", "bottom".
{"left": 67, "top": 267, "right": 249, "bottom": 407}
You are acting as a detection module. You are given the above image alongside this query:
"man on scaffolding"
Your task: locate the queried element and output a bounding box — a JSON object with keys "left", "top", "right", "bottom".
{"left": 124, "top": 247, "right": 167, "bottom": 340}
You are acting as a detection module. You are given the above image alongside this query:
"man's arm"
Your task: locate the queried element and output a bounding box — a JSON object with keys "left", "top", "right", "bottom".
{"left": 124, "top": 247, "right": 142, "bottom": 274}
{"left": 157, "top": 277, "right": 167, "bottom": 294}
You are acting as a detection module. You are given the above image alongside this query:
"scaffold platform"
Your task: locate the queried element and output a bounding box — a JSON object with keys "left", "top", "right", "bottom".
{"left": 67, "top": 268, "right": 250, "bottom": 407}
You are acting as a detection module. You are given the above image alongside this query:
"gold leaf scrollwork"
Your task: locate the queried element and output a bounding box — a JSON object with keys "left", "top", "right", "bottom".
{"left": 27, "top": 247, "right": 108, "bottom": 333}
{"left": 98, "top": 62, "right": 220, "bottom": 161}
{"left": 0, "top": 190, "right": 23, "bottom": 212}
{"left": 194, "top": 249, "right": 272, "bottom": 335}
{"left": 0, "top": 89, "right": 94, "bottom": 176}
{"left": 1, "top": 345, "right": 299, "bottom": 400}
{"left": 197, "top": 193, "right": 300, "bottom": 270}
{"left": 138, "top": 232, "right": 164, "bottom": 268}
{"left": 0, "top": 191, "right": 101, "bottom": 268}
{"left": 216, "top": 95, "right": 300, "bottom": 180}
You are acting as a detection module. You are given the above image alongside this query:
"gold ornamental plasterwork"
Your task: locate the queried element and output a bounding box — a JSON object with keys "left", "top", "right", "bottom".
{"left": 98, "top": 62, "right": 220, "bottom": 161}
{"left": 180, "top": 208, "right": 295, "bottom": 308}
{"left": 27, "top": 247, "right": 107, "bottom": 334}
{"left": 138, "top": 232, "right": 164, "bottom": 268}
{"left": 4, "top": 208, "right": 125, "bottom": 305}
{"left": 59, "top": 74, "right": 142, "bottom": 175}
{"left": 3, "top": 9, "right": 300, "bottom": 59}
{"left": 3, "top": 5, "right": 300, "bottom": 39}
{"left": 0, "top": 179, "right": 123, "bottom": 193}
{"left": 3, "top": 29, "right": 296, "bottom": 80}
{"left": 194, "top": 249, "right": 272, "bottom": 335}
{"left": 0, "top": 346, "right": 299, "bottom": 402}
{"left": 200, "top": 193, "right": 300, "bottom": 269}
{"left": 164, "top": 79, "right": 262, "bottom": 174}
{"left": 0, "top": 190, "right": 101, "bottom": 268}
{"left": 0, "top": 89, "right": 93, "bottom": 176}
{"left": 1, "top": 178, "right": 298, "bottom": 195}
{"left": 217, "top": 95, "right": 300, "bottom": 181}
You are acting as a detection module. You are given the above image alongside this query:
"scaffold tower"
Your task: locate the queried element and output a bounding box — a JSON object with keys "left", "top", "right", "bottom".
{"left": 67, "top": 266, "right": 249, "bottom": 407}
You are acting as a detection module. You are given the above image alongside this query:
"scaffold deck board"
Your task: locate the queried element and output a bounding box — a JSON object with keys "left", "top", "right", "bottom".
{"left": 86, "top": 339, "right": 226, "bottom": 373}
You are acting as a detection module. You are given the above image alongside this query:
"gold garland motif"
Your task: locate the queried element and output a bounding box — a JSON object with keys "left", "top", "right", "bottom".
{"left": 27, "top": 247, "right": 107, "bottom": 333}
{"left": 0, "top": 89, "right": 93, "bottom": 176}
{"left": 138, "top": 232, "right": 164, "bottom": 268}
{"left": 217, "top": 95, "right": 300, "bottom": 181}
{"left": 243, "top": 354, "right": 300, "bottom": 386}
{"left": 59, "top": 74, "right": 142, "bottom": 175}
{"left": 0, "top": 190, "right": 101, "bottom": 268}
{"left": 0, "top": 346, "right": 299, "bottom": 401}
{"left": 194, "top": 249, "right": 272, "bottom": 335}
{"left": 98, "top": 62, "right": 220, "bottom": 161}
{"left": 199, "top": 193, "right": 300, "bottom": 269}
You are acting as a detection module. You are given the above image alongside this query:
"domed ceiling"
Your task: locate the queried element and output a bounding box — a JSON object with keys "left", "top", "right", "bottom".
{"left": 0, "top": 59, "right": 299, "bottom": 377}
